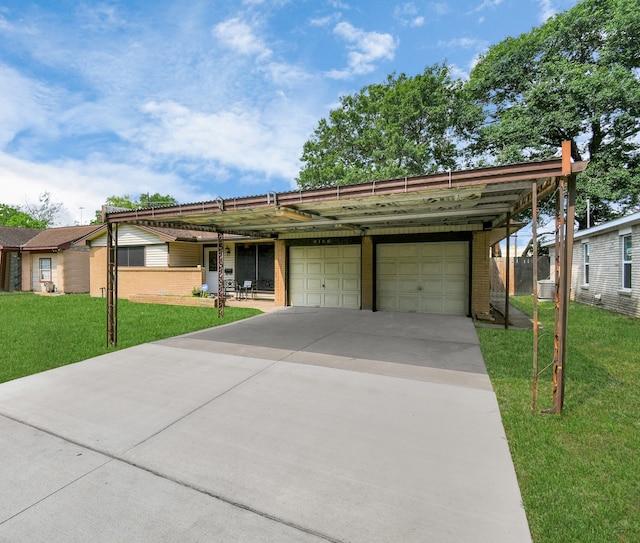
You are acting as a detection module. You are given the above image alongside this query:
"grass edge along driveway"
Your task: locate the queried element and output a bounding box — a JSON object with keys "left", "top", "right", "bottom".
{"left": 477, "top": 296, "right": 640, "bottom": 543}
{"left": 0, "top": 292, "right": 262, "bottom": 384}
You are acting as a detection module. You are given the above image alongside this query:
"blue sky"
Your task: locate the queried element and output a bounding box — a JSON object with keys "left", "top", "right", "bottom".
{"left": 0, "top": 0, "right": 579, "bottom": 225}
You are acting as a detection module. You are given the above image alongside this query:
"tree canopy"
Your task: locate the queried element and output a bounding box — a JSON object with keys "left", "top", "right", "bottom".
{"left": 466, "top": 0, "right": 640, "bottom": 227}
{"left": 296, "top": 0, "right": 640, "bottom": 229}
{"left": 296, "top": 64, "right": 469, "bottom": 189}
{"left": 0, "top": 192, "right": 62, "bottom": 229}
{"left": 0, "top": 204, "right": 46, "bottom": 229}
{"left": 92, "top": 193, "right": 179, "bottom": 223}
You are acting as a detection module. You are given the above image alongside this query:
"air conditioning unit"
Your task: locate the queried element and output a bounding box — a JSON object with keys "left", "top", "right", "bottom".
{"left": 537, "top": 280, "right": 555, "bottom": 300}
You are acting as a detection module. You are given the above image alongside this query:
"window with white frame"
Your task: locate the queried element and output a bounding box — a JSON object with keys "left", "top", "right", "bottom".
{"left": 39, "top": 258, "right": 52, "bottom": 281}
{"left": 622, "top": 235, "right": 632, "bottom": 289}
{"left": 583, "top": 242, "right": 590, "bottom": 284}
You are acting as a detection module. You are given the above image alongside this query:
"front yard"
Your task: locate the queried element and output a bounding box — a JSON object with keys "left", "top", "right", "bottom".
{"left": 477, "top": 297, "right": 640, "bottom": 543}
{"left": 0, "top": 292, "right": 261, "bottom": 383}
{"left": 2, "top": 292, "right": 639, "bottom": 541}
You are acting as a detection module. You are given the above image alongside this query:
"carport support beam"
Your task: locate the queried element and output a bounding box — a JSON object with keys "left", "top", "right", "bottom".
{"left": 107, "top": 222, "right": 118, "bottom": 347}
{"left": 217, "top": 232, "right": 224, "bottom": 318}
{"left": 504, "top": 212, "right": 510, "bottom": 330}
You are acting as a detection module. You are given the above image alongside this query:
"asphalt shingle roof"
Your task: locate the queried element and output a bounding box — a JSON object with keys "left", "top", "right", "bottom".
{"left": 21, "top": 225, "right": 102, "bottom": 250}
{"left": 0, "top": 226, "right": 43, "bottom": 248}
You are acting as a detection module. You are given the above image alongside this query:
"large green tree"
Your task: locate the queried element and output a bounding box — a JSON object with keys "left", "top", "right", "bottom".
{"left": 93, "top": 193, "right": 178, "bottom": 223}
{"left": 466, "top": 0, "right": 640, "bottom": 228}
{"left": 296, "top": 64, "right": 469, "bottom": 189}
{"left": 0, "top": 204, "right": 46, "bottom": 229}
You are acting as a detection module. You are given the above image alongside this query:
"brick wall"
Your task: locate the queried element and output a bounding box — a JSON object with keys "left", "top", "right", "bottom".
{"left": 59, "top": 247, "right": 91, "bottom": 293}
{"left": 472, "top": 231, "right": 491, "bottom": 319}
{"left": 89, "top": 246, "right": 204, "bottom": 299}
{"left": 274, "top": 240, "right": 286, "bottom": 306}
{"left": 361, "top": 236, "right": 373, "bottom": 310}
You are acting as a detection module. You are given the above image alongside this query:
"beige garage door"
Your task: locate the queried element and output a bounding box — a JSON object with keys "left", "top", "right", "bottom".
{"left": 289, "top": 245, "right": 361, "bottom": 308}
{"left": 376, "top": 242, "right": 469, "bottom": 314}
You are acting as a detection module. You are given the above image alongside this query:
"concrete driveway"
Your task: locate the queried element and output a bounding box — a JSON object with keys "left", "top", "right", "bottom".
{"left": 0, "top": 307, "right": 531, "bottom": 542}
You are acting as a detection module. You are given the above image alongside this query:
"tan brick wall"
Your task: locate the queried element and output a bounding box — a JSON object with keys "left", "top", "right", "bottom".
{"left": 129, "top": 294, "right": 220, "bottom": 307}
{"left": 274, "top": 240, "right": 286, "bottom": 306}
{"left": 90, "top": 247, "right": 108, "bottom": 297}
{"left": 471, "top": 231, "right": 491, "bottom": 319}
{"left": 90, "top": 247, "right": 204, "bottom": 298}
{"left": 59, "top": 247, "right": 91, "bottom": 293}
{"left": 361, "top": 236, "right": 373, "bottom": 310}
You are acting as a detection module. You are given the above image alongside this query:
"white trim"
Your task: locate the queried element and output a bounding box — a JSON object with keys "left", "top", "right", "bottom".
{"left": 619, "top": 227, "right": 632, "bottom": 236}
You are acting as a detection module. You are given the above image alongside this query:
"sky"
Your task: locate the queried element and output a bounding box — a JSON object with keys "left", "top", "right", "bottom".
{"left": 0, "top": 0, "right": 580, "bottom": 226}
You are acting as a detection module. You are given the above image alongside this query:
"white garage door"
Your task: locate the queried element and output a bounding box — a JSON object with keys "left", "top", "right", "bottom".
{"left": 376, "top": 242, "right": 469, "bottom": 314}
{"left": 289, "top": 245, "right": 361, "bottom": 308}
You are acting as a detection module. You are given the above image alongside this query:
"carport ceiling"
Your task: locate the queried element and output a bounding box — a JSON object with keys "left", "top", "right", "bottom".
{"left": 105, "top": 158, "right": 588, "bottom": 237}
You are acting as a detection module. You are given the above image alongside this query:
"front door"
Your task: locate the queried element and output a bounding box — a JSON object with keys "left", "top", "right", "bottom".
{"left": 204, "top": 248, "right": 218, "bottom": 293}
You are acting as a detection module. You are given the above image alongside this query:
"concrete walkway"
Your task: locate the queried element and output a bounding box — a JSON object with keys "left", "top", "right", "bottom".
{"left": 0, "top": 308, "right": 532, "bottom": 542}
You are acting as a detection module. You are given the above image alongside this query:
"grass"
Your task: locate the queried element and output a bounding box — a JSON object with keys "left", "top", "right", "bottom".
{"left": 477, "top": 297, "right": 640, "bottom": 543}
{"left": 0, "top": 292, "right": 262, "bottom": 383}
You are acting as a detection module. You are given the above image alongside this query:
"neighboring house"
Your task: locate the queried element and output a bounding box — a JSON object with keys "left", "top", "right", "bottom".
{"left": 83, "top": 225, "right": 275, "bottom": 299}
{"left": 0, "top": 226, "right": 42, "bottom": 291}
{"left": 20, "top": 225, "right": 101, "bottom": 293}
{"left": 548, "top": 211, "right": 639, "bottom": 318}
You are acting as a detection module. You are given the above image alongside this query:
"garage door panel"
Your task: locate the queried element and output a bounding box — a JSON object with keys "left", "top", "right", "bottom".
{"left": 289, "top": 245, "right": 361, "bottom": 309}
{"left": 342, "top": 278, "right": 360, "bottom": 291}
{"left": 377, "top": 241, "right": 468, "bottom": 315}
{"left": 396, "top": 261, "right": 420, "bottom": 275}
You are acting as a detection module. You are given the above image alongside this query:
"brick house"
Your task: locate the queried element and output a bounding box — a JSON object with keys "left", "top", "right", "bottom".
{"left": 20, "top": 225, "right": 101, "bottom": 293}
{"left": 84, "top": 225, "right": 274, "bottom": 299}
{"left": 548, "top": 211, "right": 640, "bottom": 318}
{"left": 0, "top": 226, "right": 42, "bottom": 291}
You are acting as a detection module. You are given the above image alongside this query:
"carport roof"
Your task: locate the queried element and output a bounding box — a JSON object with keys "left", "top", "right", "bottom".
{"left": 104, "top": 156, "right": 588, "bottom": 237}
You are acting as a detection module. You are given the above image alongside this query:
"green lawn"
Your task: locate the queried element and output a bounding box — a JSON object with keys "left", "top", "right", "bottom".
{"left": 0, "top": 292, "right": 262, "bottom": 383}
{"left": 477, "top": 297, "right": 640, "bottom": 543}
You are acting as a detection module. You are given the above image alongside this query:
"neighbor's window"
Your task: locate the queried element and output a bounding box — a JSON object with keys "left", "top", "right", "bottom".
{"left": 39, "top": 258, "right": 51, "bottom": 281}
{"left": 622, "top": 235, "right": 632, "bottom": 289}
{"left": 583, "top": 243, "right": 590, "bottom": 285}
{"left": 117, "top": 246, "right": 145, "bottom": 267}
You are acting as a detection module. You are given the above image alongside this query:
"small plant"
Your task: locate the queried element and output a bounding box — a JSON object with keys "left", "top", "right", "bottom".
{"left": 191, "top": 286, "right": 201, "bottom": 296}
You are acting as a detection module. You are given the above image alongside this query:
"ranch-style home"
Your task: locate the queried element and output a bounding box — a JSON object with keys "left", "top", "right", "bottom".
{"left": 547, "top": 210, "right": 639, "bottom": 318}
{"left": 20, "top": 225, "right": 101, "bottom": 294}
{"left": 83, "top": 225, "right": 274, "bottom": 299}
{"left": 101, "top": 150, "right": 587, "bottom": 325}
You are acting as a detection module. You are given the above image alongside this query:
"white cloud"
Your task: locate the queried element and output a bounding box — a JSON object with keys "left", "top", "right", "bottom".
{"left": 327, "top": 22, "right": 397, "bottom": 79}
{"left": 137, "top": 99, "right": 307, "bottom": 183}
{"left": 439, "top": 37, "right": 487, "bottom": 50}
{"left": 394, "top": 4, "right": 425, "bottom": 27}
{"left": 537, "top": 0, "right": 556, "bottom": 21}
{"left": 0, "top": 152, "right": 196, "bottom": 225}
{"left": 309, "top": 14, "right": 341, "bottom": 27}
{"left": 470, "top": 0, "right": 504, "bottom": 13}
{"left": 212, "top": 17, "right": 272, "bottom": 60}
{"left": 429, "top": 2, "right": 450, "bottom": 16}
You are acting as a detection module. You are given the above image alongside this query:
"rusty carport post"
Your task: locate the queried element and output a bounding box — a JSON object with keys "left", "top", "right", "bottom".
{"left": 217, "top": 232, "right": 224, "bottom": 319}
{"left": 550, "top": 141, "right": 576, "bottom": 414}
{"left": 106, "top": 222, "right": 118, "bottom": 347}
{"left": 504, "top": 212, "right": 511, "bottom": 330}
{"left": 531, "top": 180, "right": 539, "bottom": 413}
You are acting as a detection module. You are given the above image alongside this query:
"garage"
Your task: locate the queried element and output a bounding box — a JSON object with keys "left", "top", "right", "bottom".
{"left": 289, "top": 245, "right": 361, "bottom": 308}
{"left": 376, "top": 242, "right": 469, "bottom": 315}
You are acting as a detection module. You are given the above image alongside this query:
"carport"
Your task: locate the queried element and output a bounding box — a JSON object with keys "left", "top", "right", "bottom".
{"left": 104, "top": 144, "right": 586, "bottom": 412}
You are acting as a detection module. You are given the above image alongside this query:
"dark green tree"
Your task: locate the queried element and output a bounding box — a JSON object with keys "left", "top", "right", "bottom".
{"left": 92, "top": 193, "right": 178, "bottom": 223}
{"left": 466, "top": 0, "right": 640, "bottom": 228}
{"left": 297, "top": 64, "right": 471, "bottom": 189}
{"left": 0, "top": 204, "right": 46, "bottom": 229}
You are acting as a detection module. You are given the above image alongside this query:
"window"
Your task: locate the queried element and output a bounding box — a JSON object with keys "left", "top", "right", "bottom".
{"left": 583, "top": 243, "right": 590, "bottom": 285}
{"left": 117, "top": 246, "right": 145, "bottom": 267}
{"left": 622, "top": 235, "right": 632, "bottom": 289}
{"left": 39, "top": 258, "right": 51, "bottom": 281}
